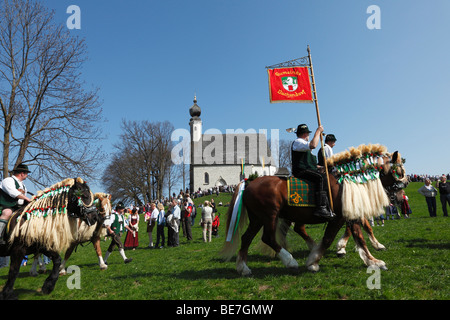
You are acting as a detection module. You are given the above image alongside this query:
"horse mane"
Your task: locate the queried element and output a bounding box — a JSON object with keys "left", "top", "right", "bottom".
{"left": 326, "top": 144, "right": 391, "bottom": 220}
{"left": 9, "top": 177, "right": 92, "bottom": 252}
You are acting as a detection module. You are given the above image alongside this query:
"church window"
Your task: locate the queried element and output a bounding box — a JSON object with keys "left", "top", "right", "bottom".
{"left": 204, "top": 172, "right": 209, "bottom": 184}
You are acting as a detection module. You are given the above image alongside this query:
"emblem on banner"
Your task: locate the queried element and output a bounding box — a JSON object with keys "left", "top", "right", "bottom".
{"left": 282, "top": 76, "right": 298, "bottom": 92}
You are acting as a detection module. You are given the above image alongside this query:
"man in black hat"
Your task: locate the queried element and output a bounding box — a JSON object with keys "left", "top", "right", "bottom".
{"left": 317, "top": 134, "right": 337, "bottom": 167}
{"left": 0, "top": 164, "right": 32, "bottom": 244}
{"left": 291, "top": 124, "right": 334, "bottom": 220}
{"left": 103, "top": 201, "right": 133, "bottom": 264}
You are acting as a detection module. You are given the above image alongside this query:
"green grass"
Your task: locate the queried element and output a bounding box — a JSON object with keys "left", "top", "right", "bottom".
{"left": 0, "top": 182, "right": 449, "bottom": 300}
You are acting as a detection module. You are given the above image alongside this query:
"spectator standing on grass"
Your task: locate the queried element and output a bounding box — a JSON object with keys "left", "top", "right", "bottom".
{"left": 436, "top": 175, "right": 450, "bottom": 217}
{"left": 183, "top": 200, "right": 193, "bottom": 241}
{"left": 210, "top": 198, "right": 217, "bottom": 215}
{"left": 418, "top": 178, "right": 438, "bottom": 217}
{"left": 400, "top": 190, "right": 412, "bottom": 218}
{"left": 155, "top": 203, "right": 166, "bottom": 248}
{"left": 145, "top": 203, "right": 158, "bottom": 248}
{"left": 166, "top": 203, "right": 174, "bottom": 247}
{"left": 171, "top": 199, "right": 181, "bottom": 247}
{"left": 201, "top": 201, "right": 214, "bottom": 242}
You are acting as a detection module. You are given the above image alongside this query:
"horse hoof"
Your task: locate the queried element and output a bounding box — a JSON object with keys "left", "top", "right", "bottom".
{"left": 379, "top": 264, "right": 388, "bottom": 271}
{"left": 241, "top": 270, "right": 252, "bottom": 277}
{"left": 100, "top": 265, "right": 108, "bottom": 271}
{"left": 277, "top": 248, "right": 298, "bottom": 269}
{"left": 307, "top": 264, "right": 320, "bottom": 273}
{"left": 337, "top": 253, "right": 346, "bottom": 258}
{"left": 237, "top": 264, "right": 252, "bottom": 277}
{"left": 59, "top": 270, "right": 67, "bottom": 276}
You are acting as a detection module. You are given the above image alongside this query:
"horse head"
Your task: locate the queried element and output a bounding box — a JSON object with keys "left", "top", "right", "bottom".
{"left": 94, "top": 192, "right": 112, "bottom": 218}
{"left": 380, "top": 151, "right": 409, "bottom": 203}
{"left": 67, "top": 178, "right": 98, "bottom": 225}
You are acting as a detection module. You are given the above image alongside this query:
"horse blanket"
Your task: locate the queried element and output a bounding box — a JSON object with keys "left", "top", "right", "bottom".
{"left": 287, "top": 177, "right": 316, "bottom": 207}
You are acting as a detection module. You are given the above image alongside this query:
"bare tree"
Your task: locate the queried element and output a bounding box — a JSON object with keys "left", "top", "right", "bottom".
{"left": 0, "top": 0, "right": 103, "bottom": 186}
{"left": 279, "top": 139, "right": 292, "bottom": 173}
{"left": 103, "top": 153, "right": 145, "bottom": 205}
{"left": 165, "top": 159, "right": 181, "bottom": 200}
{"left": 103, "top": 120, "right": 175, "bottom": 203}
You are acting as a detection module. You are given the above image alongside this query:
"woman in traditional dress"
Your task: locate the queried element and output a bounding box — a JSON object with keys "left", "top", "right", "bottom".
{"left": 124, "top": 208, "right": 139, "bottom": 250}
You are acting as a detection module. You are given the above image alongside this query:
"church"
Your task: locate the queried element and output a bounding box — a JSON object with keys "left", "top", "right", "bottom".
{"left": 188, "top": 97, "right": 278, "bottom": 193}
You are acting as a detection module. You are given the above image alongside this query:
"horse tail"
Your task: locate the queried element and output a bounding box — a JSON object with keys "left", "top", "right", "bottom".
{"left": 220, "top": 181, "right": 248, "bottom": 262}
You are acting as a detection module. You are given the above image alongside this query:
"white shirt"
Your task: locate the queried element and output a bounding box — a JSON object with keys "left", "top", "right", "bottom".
{"left": 0, "top": 176, "right": 27, "bottom": 205}
{"left": 151, "top": 208, "right": 159, "bottom": 220}
{"left": 292, "top": 138, "right": 310, "bottom": 152}
{"left": 323, "top": 144, "right": 333, "bottom": 159}
{"left": 172, "top": 205, "right": 181, "bottom": 219}
{"left": 202, "top": 206, "right": 214, "bottom": 220}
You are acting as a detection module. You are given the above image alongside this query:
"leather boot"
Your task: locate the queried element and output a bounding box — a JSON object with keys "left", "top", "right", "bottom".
{"left": 313, "top": 192, "right": 335, "bottom": 221}
{"left": 0, "top": 219, "right": 8, "bottom": 245}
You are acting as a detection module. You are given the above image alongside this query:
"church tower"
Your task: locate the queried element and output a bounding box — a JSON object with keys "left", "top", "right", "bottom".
{"left": 189, "top": 96, "right": 202, "bottom": 193}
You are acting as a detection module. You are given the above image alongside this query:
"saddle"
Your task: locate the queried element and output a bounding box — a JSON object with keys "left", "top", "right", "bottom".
{"left": 287, "top": 176, "right": 316, "bottom": 207}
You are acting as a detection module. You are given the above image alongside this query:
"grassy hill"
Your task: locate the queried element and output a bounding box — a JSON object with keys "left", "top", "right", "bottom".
{"left": 0, "top": 182, "right": 448, "bottom": 300}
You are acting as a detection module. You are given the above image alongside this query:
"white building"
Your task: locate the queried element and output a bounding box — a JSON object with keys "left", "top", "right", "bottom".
{"left": 188, "top": 97, "right": 278, "bottom": 193}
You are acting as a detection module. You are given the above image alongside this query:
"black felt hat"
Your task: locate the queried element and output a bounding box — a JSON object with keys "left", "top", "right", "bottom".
{"left": 13, "top": 163, "right": 31, "bottom": 173}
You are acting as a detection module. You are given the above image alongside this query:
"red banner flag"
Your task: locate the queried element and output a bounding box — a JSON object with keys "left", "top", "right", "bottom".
{"left": 267, "top": 67, "right": 313, "bottom": 103}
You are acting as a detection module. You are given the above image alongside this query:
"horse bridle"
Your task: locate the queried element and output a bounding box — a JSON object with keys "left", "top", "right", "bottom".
{"left": 69, "top": 190, "right": 99, "bottom": 226}
{"left": 381, "top": 161, "right": 408, "bottom": 205}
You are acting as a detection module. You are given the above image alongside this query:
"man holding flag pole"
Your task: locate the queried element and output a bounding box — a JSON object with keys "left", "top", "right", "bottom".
{"left": 266, "top": 45, "right": 335, "bottom": 220}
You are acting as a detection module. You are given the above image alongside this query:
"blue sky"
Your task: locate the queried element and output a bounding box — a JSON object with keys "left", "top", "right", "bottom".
{"left": 43, "top": 0, "right": 450, "bottom": 191}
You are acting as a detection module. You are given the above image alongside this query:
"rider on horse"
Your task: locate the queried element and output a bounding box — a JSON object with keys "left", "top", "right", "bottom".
{"left": 291, "top": 124, "right": 335, "bottom": 220}
{"left": 0, "top": 164, "right": 32, "bottom": 245}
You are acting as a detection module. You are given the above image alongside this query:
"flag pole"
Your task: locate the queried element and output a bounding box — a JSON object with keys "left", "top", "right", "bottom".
{"left": 307, "top": 45, "right": 334, "bottom": 212}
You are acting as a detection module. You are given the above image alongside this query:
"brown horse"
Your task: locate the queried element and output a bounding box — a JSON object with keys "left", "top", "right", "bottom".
{"left": 221, "top": 149, "right": 407, "bottom": 276}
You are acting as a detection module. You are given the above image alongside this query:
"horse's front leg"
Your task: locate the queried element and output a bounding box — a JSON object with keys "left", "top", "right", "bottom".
{"left": 306, "top": 218, "right": 345, "bottom": 272}
{"left": 350, "top": 221, "right": 387, "bottom": 270}
{"left": 41, "top": 250, "right": 62, "bottom": 294}
{"left": 59, "top": 243, "right": 76, "bottom": 275}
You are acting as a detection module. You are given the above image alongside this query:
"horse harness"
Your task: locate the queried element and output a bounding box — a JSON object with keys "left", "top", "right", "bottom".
{"left": 69, "top": 191, "right": 99, "bottom": 227}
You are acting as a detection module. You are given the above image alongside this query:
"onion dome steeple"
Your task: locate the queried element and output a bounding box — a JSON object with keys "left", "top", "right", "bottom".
{"left": 189, "top": 96, "right": 201, "bottom": 119}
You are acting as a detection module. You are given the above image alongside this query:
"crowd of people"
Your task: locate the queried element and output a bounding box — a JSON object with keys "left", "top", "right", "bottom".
{"left": 111, "top": 191, "right": 223, "bottom": 253}
{"left": 408, "top": 173, "right": 450, "bottom": 182}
